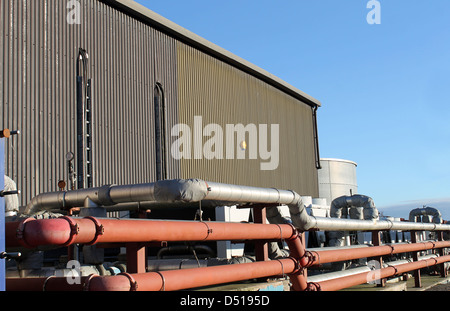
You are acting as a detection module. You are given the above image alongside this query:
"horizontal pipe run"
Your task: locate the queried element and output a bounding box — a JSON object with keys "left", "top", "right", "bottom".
{"left": 6, "top": 217, "right": 297, "bottom": 248}
{"left": 308, "top": 254, "right": 439, "bottom": 284}
{"left": 204, "top": 182, "right": 298, "bottom": 205}
{"left": 309, "top": 216, "right": 450, "bottom": 232}
{"left": 310, "top": 255, "right": 450, "bottom": 291}
{"left": 93, "top": 258, "right": 299, "bottom": 291}
{"left": 308, "top": 240, "right": 450, "bottom": 266}
{"left": 6, "top": 258, "right": 299, "bottom": 291}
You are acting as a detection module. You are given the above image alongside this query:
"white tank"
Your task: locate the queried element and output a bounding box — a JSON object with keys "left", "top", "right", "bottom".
{"left": 318, "top": 158, "right": 358, "bottom": 206}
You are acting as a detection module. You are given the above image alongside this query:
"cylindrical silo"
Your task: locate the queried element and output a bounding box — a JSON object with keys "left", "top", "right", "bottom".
{"left": 318, "top": 158, "right": 358, "bottom": 206}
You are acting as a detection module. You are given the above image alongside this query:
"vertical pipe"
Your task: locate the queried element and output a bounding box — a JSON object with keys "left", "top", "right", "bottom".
{"left": 370, "top": 230, "right": 386, "bottom": 287}
{"left": 286, "top": 233, "right": 308, "bottom": 291}
{"left": 76, "top": 60, "right": 84, "bottom": 190}
{"left": 437, "top": 232, "right": 448, "bottom": 278}
{"left": 253, "top": 207, "right": 269, "bottom": 262}
{"left": 0, "top": 138, "right": 5, "bottom": 291}
{"left": 410, "top": 231, "right": 422, "bottom": 288}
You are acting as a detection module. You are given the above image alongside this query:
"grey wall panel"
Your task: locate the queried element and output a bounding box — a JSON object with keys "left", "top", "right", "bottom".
{"left": 153, "top": 29, "right": 179, "bottom": 180}
{"left": 0, "top": 0, "right": 172, "bottom": 207}
{"left": 1, "top": 0, "right": 317, "bottom": 209}
{"left": 176, "top": 43, "right": 319, "bottom": 197}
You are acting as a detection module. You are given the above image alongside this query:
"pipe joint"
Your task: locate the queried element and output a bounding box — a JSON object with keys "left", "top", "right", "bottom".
{"left": 16, "top": 217, "right": 36, "bottom": 248}
{"left": 83, "top": 274, "right": 100, "bottom": 291}
{"left": 59, "top": 216, "right": 80, "bottom": 246}
{"left": 306, "top": 282, "right": 321, "bottom": 291}
{"left": 287, "top": 256, "right": 303, "bottom": 275}
{"left": 285, "top": 224, "right": 300, "bottom": 241}
{"left": 119, "top": 272, "right": 138, "bottom": 291}
{"left": 300, "top": 251, "right": 317, "bottom": 268}
{"left": 83, "top": 216, "right": 105, "bottom": 245}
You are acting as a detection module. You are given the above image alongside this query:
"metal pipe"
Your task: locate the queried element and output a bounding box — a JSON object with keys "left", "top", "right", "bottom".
{"left": 22, "top": 179, "right": 450, "bottom": 232}
{"left": 309, "top": 255, "right": 450, "bottom": 291}
{"left": 6, "top": 217, "right": 298, "bottom": 248}
{"left": 330, "top": 195, "right": 378, "bottom": 220}
{"left": 307, "top": 254, "right": 439, "bottom": 284}
{"left": 308, "top": 216, "right": 450, "bottom": 232}
{"left": 307, "top": 240, "right": 450, "bottom": 266}
{"left": 409, "top": 206, "right": 443, "bottom": 224}
{"left": 7, "top": 258, "right": 299, "bottom": 291}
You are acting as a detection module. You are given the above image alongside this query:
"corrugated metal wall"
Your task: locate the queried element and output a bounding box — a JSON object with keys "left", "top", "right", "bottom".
{"left": 0, "top": 0, "right": 179, "bottom": 207}
{"left": 1, "top": 0, "right": 317, "bottom": 208}
{"left": 177, "top": 43, "right": 318, "bottom": 196}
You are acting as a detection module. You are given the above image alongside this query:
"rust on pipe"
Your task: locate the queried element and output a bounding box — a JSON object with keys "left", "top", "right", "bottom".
{"left": 6, "top": 217, "right": 297, "bottom": 248}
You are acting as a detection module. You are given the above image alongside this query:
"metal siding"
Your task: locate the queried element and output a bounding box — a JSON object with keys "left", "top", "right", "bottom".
{"left": 153, "top": 29, "right": 179, "bottom": 180}
{"left": 1, "top": 0, "right": 317, "bottom": 209}
{"left": 176, "top": 43, "right": 318, "bottom": 197}
{"left": 0, "top": 0, "right": 179, "bottom": 207}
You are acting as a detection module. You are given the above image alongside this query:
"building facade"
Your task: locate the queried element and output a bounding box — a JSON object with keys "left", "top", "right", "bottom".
{"left": 0, "top": 0, "right": 321, "bottom": 208}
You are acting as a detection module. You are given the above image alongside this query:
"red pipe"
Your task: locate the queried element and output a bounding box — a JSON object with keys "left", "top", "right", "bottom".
{"left": 6, "top": 217, "right": 297, "bottom": 248}
{"left": 6, "top": 258, "right": 299, "bottom": 291}
{"left": 309, "top": 255, "right": 450, "bottom": 291}
{"left": 306, "top": 241, "right": 450, "bottom": 266}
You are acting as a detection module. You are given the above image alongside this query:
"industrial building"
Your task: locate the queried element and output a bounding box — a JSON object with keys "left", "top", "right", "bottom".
{"left": 1, "top": 0, "right": 450, "bottom": 293}
{"left": 0, "top": 0, "right": 321, "bottom": 208}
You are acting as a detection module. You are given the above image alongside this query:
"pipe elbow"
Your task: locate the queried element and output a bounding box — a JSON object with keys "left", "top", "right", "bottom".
{"left": 287, "top": 192, "right": 315, "bottom": 231}
{"left": 330, "top": 195, "right": 378, "bottom": 221}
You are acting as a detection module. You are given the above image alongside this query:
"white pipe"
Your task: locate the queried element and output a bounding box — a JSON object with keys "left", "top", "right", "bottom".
{"left": 24, "top": 179, "right": 450, "bottom": 232}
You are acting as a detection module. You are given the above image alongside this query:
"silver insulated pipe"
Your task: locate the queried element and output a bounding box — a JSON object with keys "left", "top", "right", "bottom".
{"left": 24, "top": 179, "right": 450, "bottom": 232}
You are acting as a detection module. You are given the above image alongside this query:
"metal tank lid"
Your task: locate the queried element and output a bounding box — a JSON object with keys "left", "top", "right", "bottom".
{"left": 320, "top": 158, "right": 358, "bottom": 167}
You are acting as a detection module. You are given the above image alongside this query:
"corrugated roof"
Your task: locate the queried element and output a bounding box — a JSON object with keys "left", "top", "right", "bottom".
{"left": 103, "top": 0, "right": 321, "bottom": 107}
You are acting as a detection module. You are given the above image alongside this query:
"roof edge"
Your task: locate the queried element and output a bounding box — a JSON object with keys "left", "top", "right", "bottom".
{"left": 101, "top": 0, "right": 322, "bottom": 107}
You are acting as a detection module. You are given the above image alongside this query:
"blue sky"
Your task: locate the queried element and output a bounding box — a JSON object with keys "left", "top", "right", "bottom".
{"left": 135, "top": 0, "right": 450, "bottom": 219}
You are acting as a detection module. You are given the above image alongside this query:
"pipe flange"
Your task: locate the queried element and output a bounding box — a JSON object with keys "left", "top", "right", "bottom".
{"left": 288, "top": 256, "right": 303, "bottom": 274}
{"left": 286, "top": 223, "right": 299, "bottom": 241}
{"left": 387, "top": 264, "right": 399, "bottom": 276}
{"left": 42, "top": 276, "right": 55, "bottom": 292}
{"left": 155, "top": 271, "right": 166, "bottom": 291}
{"left": 59, "top": 216, "right": 80, "bottom": 247}
{"left": 83, "top": 216, "right": 105, "bottom": 245}
{"left": 119, "top": 272, "right": 138, "bottom": 291}
{"left": 200, "top": 222, "right": 213, "bottom": 240}
{"left": 83, "top": 274, "right": 100, "bottom": 291}
{"left": 299, "top": 251, "right": 316, "bottom": 268}
{"left": 16, "top": 217, "right": 36, "bottom": 248}
{"left": 306, "top": 282, "right": 321, "bottom": 291}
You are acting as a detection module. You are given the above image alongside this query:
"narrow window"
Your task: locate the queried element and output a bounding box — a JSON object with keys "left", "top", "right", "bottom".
{"left": 154, "top": 83, "right": 167, "bottom": 180}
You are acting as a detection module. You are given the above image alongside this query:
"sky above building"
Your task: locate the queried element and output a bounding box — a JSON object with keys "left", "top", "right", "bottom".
{"left": 135, "top": 0, "right": 450, "bottom": 219}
